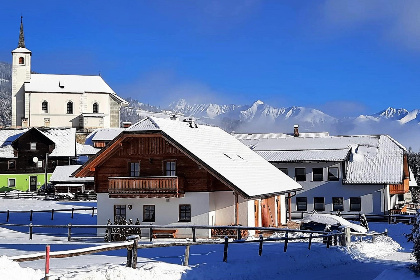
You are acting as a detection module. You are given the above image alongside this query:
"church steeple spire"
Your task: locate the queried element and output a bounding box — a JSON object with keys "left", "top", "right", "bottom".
{"left": 18, "top": 16, "right": 25, "bottom": 48}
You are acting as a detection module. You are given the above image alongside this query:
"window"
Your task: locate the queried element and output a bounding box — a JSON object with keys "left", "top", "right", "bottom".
{"left": 179, "top": 204, "right": 191, "bottom": 222}
{"left": 332, "top": 197, "right": 344, "bottom": 211}
{"left": 114, "top": 205, "right": 126, "bottom": 221}
{"left": 8, "top": 160, "right": 16, "bottom": 170}
{"left": 328, "top": 167, "right": 339, "bottom": 181}
{"left": 143, "top": 205, "right": 155, "bottom": 222}
{"left": 165, "top": 161, "right": 176, "bottom": 176}
{"left": 93, "top": 102, "right": 99, "bottom": 113}
{"left": 296, "top": 197, "right": 307, "bottom": 211}
{"left": 279, "top": 168, "right": 288, "bottom": 176}
{"left": 314, "top": 197, "right": 325, "bottom": 211}
{"left": 37, "top": 160, "right": 43, "bottom": 168}
{"left": 8, "top": 179, "right": 15, "bottom": 188}
{"left": 42, "top": 101, "right": 48, "bottom": 113}
{"left": 350, "top": 197, "right": 361, "bottom": 211}
{"left": 30, "top": 142, "right": 36, "bottom": 150}
{"left": 66, "top": 101, "right": 73, "bottom": 114}
{"left": 295, "top": 168, "right": 306, "bottom": 181}
{"left": 312, "top": 168, "right": 323, "bottom": 181}
{"left": 130, "top": 162, "right": 140, "bottom": 177}
{"left": 19, "top": 57, "right": 24, "bottom": 64}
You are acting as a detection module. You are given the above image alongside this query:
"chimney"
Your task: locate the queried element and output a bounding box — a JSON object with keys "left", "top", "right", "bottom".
{"left": 293, "top": 124, "right": 299, "bottom": 137}
{"left": 122, "top": 122, "right": 132, "bottom": 128}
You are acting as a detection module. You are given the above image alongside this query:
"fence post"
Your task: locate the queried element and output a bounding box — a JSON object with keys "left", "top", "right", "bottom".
{"left": 132, "top": 239, "right": 138, "bottom": 269}
{"left": 326, "top": 234, "right": 330, "bottom": 248}
{"left": 345, "top": 227, "right": 351, "bottom": 246}
{"left": 192, "top": 227, "right": 196, "bottom": 242}
{"left": 284, "top": 232, "right": 288, "bottom": 252}
{"left": 45, "top": 245, "right": 50, "bottom": 280}
{"left": 7, "top": 210, "right": 9, "bottom": 222}
{"left": 237, "top": 228, "right": 241, "bottom": 240}
{"left": 149, "top": 228, "right": 153, "bottom": 242}
{"left": 29, "top": 223, "right": 33, "bottom": 240}
{"left": 223, "top": 236, "right": 229, "bottom": 262}
{"left": 30, "top": 210, "right": 33, "bottom": 221}
{"left": 184, "top": 245, "right": 190, "bottom": 266}
{"left": 126, "top": 247, "right": 132, "bottom": 267}
{"left": 92, "top": 207, "right": 95, "bottom": 217}
{"left": 68, "top": 224, "right": 72, "bottom": 242}
{"left": 308, "top": 233, "right": 312, "bottom": 250}
{"left": 258, "top": 235, "right": 263, "bottom": 256}
{"left": 384, "top": 229, "right": 388, "bottom": 236}
{"left": 388, "top": 213, "right": 391, "bottom": 224}
{"left": 51, "top": 209, "right": 54, "bottom": 220}
{"left": 71, "top": 208, "right": 74, "bottom": 219}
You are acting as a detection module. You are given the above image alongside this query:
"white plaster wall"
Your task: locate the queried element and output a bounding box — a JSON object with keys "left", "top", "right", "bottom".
{"left": 26, "top": 92, "right": 112, "bottom": 128}
{"left": 12, "top": 51, "right": 31, "bottom": 127}
{"left": 97, "top": 192, "right": 211, "bottom": 238}
{"left": 209, "top": 191, "right": 249, "bottom": 226}
{"left": 273, "top": 162, "right": 386, "bottom": 215}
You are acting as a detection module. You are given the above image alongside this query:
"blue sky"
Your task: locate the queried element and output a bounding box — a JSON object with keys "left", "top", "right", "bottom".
{"left": 1, "top": 0, "right": 420, "bottom": 117}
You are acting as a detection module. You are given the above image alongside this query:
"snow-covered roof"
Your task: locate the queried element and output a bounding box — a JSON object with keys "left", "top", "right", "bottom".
{"left": 256, "top": 149, "right": 350, "bottom": 162}
{"left": 25, "top": 74, "right": 127, "bottom": 105}
{"left": 76, "top": 143, "right": 100, "bottom": 155}
{"left": 91, "top": 128, "right": 125, "bottom": 141}
{"left": 237, "top": 134, "right": 406, "bottom": 185}
{"left": 0, "top": 128, "right": 76, "bottom": 158}
{"left": 50, "top": 165, "right": 93, "bottom": 183}
{"left": 125, "top": 117, "right": 302, "bottom": 198}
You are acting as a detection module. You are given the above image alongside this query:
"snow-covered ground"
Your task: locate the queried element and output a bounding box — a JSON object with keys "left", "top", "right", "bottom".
{"left": 0, "top": 199, "right": 418, "bottom": 279}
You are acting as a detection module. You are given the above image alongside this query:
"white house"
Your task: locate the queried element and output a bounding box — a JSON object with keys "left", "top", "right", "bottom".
{"left": 11, "top": 17, "right": 128, "bottom": 130}
{"left": 235, "top": 127, "right": 413, "bottom": 217}
{"left": 74, "top": 117, "right": 302, "bottom": 238}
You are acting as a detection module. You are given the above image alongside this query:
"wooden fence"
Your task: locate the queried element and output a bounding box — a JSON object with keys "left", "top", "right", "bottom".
{"left": 0, "top": 207, "right": 96, "bottom": 222}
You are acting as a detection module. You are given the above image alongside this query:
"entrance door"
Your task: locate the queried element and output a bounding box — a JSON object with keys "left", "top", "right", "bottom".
{"left": 254, "top": 200, "right": 259, "bottom": 227}
{"left": 261, "top": 197, "right": 276, "bottom": 227}
{"left": 29, "top": 176, "right": 37, "bottom": 192}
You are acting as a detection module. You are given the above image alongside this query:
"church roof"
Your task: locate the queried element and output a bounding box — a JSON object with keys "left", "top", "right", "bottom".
{"left": 25, "top": 74, "right": 127, "bottom": 104}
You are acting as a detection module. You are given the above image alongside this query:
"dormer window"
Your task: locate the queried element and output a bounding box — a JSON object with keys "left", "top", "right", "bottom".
{"left": 19, "top": 57, "right": 24, "bottom": 64}
{"left": 66, "top": 101, "right": 73, "bottom": 114}
{"left": 93, "top": 102, "right": 99, "bottom": 113}
{"left": 42, "top": 101, "right": 48, "bottom": 113}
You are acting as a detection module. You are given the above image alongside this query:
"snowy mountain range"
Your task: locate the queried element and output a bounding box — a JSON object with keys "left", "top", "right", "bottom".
{"left": 1, "top": 61, "right": 420, "bottom": 149}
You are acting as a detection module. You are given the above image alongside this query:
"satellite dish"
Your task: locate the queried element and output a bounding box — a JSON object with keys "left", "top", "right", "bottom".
{"left": 33, "top": 157, "right": 38, "bottom": 163}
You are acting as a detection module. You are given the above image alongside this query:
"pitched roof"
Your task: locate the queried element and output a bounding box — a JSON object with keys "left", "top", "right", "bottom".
{"left": 77, "top": 117, "right": 302, "bottom": 199}
{"left": 25, "top": 74, "right": 127, "bottom": 105}
{"left": 237, "top": 134, "right": 406, "bottom": 185}
{"left": 50, "top": 165, "right": 93, "bottom": 183}
{"left": 0, "top": 128, "right": 76, "bottom": 158}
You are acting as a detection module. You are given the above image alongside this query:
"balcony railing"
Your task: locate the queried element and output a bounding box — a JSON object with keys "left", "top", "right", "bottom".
{"left": 108, "top": 176, "right": 183, "bottom": 197}
{"left": 389, "top": 180, "right": 409, "bottom": 195}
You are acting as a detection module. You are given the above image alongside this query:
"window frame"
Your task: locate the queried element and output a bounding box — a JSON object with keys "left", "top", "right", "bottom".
{"left": 93, "top": 102, "right": 99, "bottom": 113}
{"left": 314, "top": 197, "right": 325, "bottom": 211}
{"left": 42, "top": 101, "right": 48, "bottom": 113}
{"left": 179, "top": 204, "right": 191, "bottom": 222}
{"left": 295, "top": 168, "right": 306, "bottom": 181}
{"left": 165, "top": 161, "right": 176, "bottom": 176}
{"left": 130, "top": 162, "right": 140, "bottom": 177}
{"left": 312, "top": 168, "right": 323, "bottom": 181}
{"left": 350, "top": 197, "right": 361, "bottom": 212}
{"left": 332, "top": 197, "right": 344, "bottom": 211}
{"left": 66, "top": 101, "right": 73, "bottom": 114}
{"left": 296, "top": 197, "right": 307, "bottom": 211}
{"left": 328, "top": 167, "right": 339, "bottom": 181}
{"left": 30, "top": 142, "right": 37, "bottom": 150}
{"left": 8, "top": 160, "right": 16, "bottom": 170}
{"left": 114, "top": 205, "right": 126, "bottom": 221}
{"left": 143, "top": 205, "right": 155, "bottom": 222}
{"left": 8, "top": 178, "right": 16, "bottom": 188}
{"left": 19, "top": 57, "right": 24, "bottom": 65}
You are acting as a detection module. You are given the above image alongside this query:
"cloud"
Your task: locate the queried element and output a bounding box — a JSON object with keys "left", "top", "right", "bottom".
{"left": 318, "top": 0, "right": 420, "bottom": 51}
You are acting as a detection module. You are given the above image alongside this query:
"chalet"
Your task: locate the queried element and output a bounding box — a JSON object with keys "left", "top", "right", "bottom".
{"left": 11, "top": 17, "right": 128, "bottom": 129}
{"left": 235, "top": 126, "right": 414, "bottom": 217}
{"left": 0, "top": 127, "right": 76, "bottom": 191}
{"left": 49, "top": 165, "right": 94, "bottom": 194}
{"left": 73, "top": 117, "right": 302, "bottom": 238}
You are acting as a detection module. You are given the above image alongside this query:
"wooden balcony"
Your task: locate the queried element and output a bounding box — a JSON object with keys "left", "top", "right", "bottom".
{"left": 389, "top": 179, "right": 409, "bottom": 195}
{"left": 108, "top": 176, "right": 184, "bottom": 198}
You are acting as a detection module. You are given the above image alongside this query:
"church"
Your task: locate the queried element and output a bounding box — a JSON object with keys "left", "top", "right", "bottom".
{"left": 11, "top": 18, "right": 128, "bottom": 130}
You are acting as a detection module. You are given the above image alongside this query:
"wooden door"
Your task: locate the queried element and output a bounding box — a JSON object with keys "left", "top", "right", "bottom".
{"left": 254, "top": 200, "right": 259, "bottom": 227}
{"left": 261, "top": 197, "right": 276, "bottom": 227}
{"left": 30, "top": 176, "right": 37, "bottom": 192}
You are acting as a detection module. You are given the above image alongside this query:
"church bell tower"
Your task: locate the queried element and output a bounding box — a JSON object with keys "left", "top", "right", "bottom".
{"left": 11, "top": 16, "right": 31, "bottom": 127}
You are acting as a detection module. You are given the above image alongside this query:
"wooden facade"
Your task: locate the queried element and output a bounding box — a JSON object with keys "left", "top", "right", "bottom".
{"left": 82, "top": 133, "right": 231, "bottom": 197}
{"left": 389, "top": 154, "right": 410, "bottom": 195}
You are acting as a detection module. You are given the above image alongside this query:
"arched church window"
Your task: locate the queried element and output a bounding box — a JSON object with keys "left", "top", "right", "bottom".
{"left": 42, "top": 101, "right": 48, "bottom": 113}
{"left": 66, "top": 101, "right": 73, "bottom": 114}
{"left": 19, "top": 57, "right": 24, "bottom": 64}
{"left": 93, "top": 102, "right": 99, "bottom": 113}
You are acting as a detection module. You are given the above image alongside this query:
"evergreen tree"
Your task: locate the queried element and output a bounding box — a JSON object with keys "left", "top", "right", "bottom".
{"left": 407, "top": 210, "right": 420, "bottom": 270}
